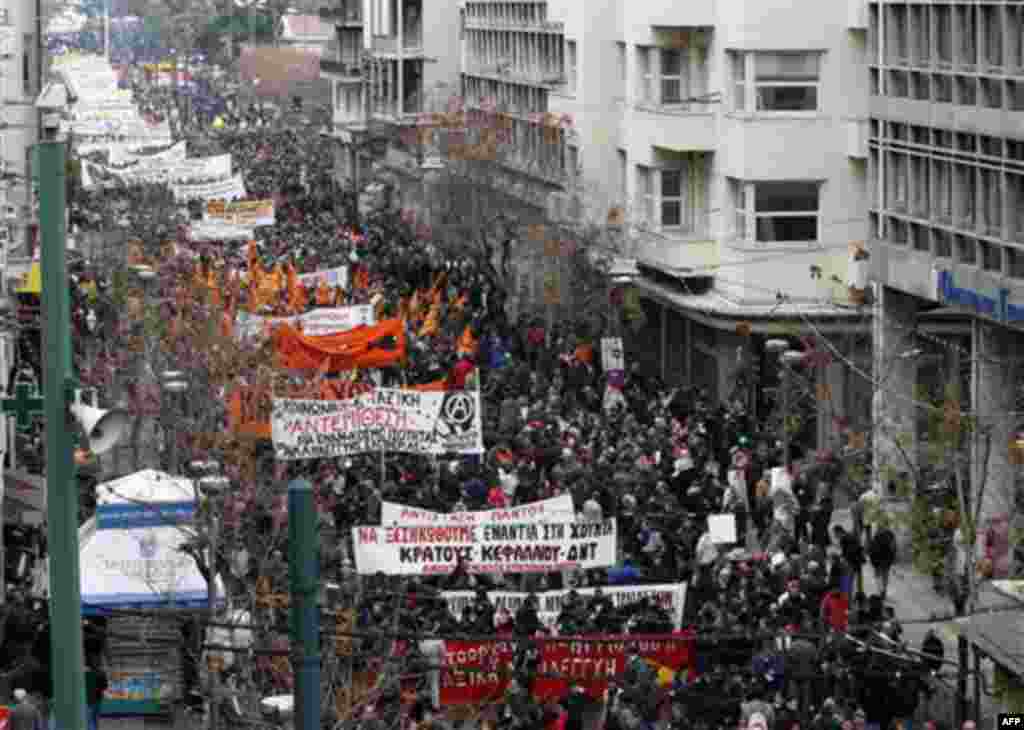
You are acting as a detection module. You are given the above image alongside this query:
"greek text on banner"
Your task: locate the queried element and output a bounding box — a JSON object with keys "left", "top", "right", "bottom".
{"left": 271, "top": 388, "right": 483, "bottom": 460}
{"left": 381, "top": 494, "right": 574, "bottom": 526}
{"left": 351, "top": 518, "right": 617, "bottom": 576}
{"left": 441, "top": 633, "right": 695, "bottom": 705}
{"left": 441, "top": 583, "right": 687, "bottom": 631}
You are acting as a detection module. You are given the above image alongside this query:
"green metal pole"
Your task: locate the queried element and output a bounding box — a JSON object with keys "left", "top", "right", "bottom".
{"left": 288, "top": 478, "right": 320, "bottom": 730}
{"left": 39, "top": 140, "right": 87, "bottom": 730}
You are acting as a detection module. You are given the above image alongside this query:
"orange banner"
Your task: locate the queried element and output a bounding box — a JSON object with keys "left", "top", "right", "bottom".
{"left": 272, "top": 318, "right": 406, "bottom": 372}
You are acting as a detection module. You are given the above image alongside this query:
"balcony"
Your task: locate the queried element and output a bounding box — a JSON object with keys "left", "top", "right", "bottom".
{"left": 320, "top": 59, "right": 363, "bottom": 80}
{"left": 371, "top": 32, "right": 424, "bottom": 56}
{"left": 463, "top": 17, "right": 564, "bottom": 33}
{"left": 629, "top": 222, "right": 716, "bottom": 275}
{"left": 461, "top": 63, "right": 565, "bottom": 87}
{"left": 319, "top": 3, "right": 362, "bottom": 26}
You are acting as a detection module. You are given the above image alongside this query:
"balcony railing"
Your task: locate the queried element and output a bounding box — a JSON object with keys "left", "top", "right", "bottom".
{"left": 371, "top": 33, "right": 423, "bottom": 54}
{"left": 463, "top": 18, "right": 564, "bottom": 33}
{"left": 320, "top": 59, "right": 363, "bottom": 78}
{"left": 462, "top": 63, "right": 565, "bottom": 86}
{"left": 319, "top": 5, "right": 362, "bottom": 25}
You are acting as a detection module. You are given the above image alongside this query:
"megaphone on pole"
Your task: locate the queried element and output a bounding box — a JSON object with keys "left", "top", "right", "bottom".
{"left": 70, "top": 402, "right": 130, "bottom": 455}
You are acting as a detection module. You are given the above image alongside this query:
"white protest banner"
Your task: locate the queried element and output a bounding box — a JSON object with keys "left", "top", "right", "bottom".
{"left": 235, "top": 306, "right": 375, "bottom": 340}
{"left": 66, "top": 119, "right": 172, "bottom": 138}
{"left": 352, "top": 518, "right": 617, "bottom": 576}
{"left": 601, "top": 337, "right": 624, "bottom": 372}
{"left": 381, "top": 494, "right": 575, "bottom": 527}
{"left": 272, "top": 388, "right": 483, "bottom": 460}
{"left": 297, "top": 266, "right": 348, "bottom": 291}
{"left": 75, "top": 137, "right": 173, "bottom": 156}
{"left": 72, "top": 106, "right": 141, "bottom": 123}
{"left": 172, "top": 175, "right": 247, "bottom": 202}
{"left": 441, "top": 583, "right": 688, "bottom": 629}
{"left": 108, "top": 140, "right": 187, "bottom": 166}
{"left": 188, "top": 222, "right": 256, "bottom": 242}
{"left": 205, "top": 199, "right": 275, "bottom": 227}
{"left": 104, "top": 155, "right": 232, "bottom": 186}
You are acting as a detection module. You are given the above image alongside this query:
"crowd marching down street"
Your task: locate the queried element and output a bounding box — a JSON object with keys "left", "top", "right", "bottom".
{"left": 0, "top": 45, "right": 983, "bottom": 730}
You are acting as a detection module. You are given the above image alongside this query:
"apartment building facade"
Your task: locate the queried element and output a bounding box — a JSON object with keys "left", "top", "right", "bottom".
{"left": 867, "top": 0, "right": 1024, "bottom": 530}
{"left": 320, "top": 0, "right": 462, "bottom": 189}
{"left": 0, "top": 0, "right": 42, "bottom": 260}
{"left": 532, "top": 0, "right": 872, "bottom": 448}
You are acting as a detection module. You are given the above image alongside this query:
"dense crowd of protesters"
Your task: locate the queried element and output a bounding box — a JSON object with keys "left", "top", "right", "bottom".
{"left": 0, "top": 56, "right": 972, "bottom": 730}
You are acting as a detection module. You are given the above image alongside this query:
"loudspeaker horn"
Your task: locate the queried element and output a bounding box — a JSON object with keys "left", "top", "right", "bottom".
{"left": 71, "top": 402, "right": 131, "bottom": 455}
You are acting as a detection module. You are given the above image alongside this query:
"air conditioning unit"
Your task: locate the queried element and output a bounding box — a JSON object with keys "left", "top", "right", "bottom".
{"left": 2, "top": 204, "right": 16, "bottom": 221}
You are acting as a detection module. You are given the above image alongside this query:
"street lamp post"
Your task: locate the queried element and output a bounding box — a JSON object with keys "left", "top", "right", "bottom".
{"left": 160, "top": 370, "right": 187, "bottom": 474}
{"left": 38, "top": 140, "right": 88, "bottom": 730}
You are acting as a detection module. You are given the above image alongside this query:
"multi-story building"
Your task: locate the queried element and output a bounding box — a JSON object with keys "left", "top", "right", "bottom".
{"left": 0, "top": 0, "right": 43, "bottom": 262}
{"left": 867, "top": 0, "right": 1024, "bottom": 528}
{"left": 320, "top": 0, "right": 876, "bottom": 448}
{"left": 538, "top": 0, "right": 875, "bottom": 445}
{"left": 321, "top": 0, "right": 462, "bottom": 188}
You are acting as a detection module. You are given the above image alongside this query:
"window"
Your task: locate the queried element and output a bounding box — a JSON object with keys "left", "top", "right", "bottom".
{"left": 22, "top": 34, "right": 32, "bottom": 97}
{"left": 660, "top": 49, "right": 683, "bottom": 104}
{"left": 731, "top": 51, "right": 745, "bottom": 111}
{"left": 734, "top": 180, "right": 821, "bottom": 244}
{"left": 934, "top": 6, "right": 953, "bottom": 66}
{"left": 618, "top": 150, "right": 627, "bottom": 198}
{"left": 661, "top": 169, "right": 683, "bottom": 226}
{"left": 887, "top": 152, "right": 908, "bottom": 211}
{"left": 637, "top": 160, "right": 705, "bottom": 232}
{"left": 933, "top": 161, "right": 953, "bottom": 222}
{"left": 566, "top": 145, "right": 579, "bottom": 180}
{"left": 731, "top": 51, "right": 822, "bottom": 112}
{"left": 637, "top": 47, "right": 653, "bottom": 104}
{"left": 566, "top": 40, "right": 577, "bottom": 93}
{"left": 637, "top": 166, "right": 653, "bottom": 223}
{"left": 616, "top": 42, "right": 626, "bottom": 97}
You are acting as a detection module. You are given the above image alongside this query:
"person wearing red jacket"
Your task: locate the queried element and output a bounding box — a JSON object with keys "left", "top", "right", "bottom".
{"left": 820, "top": 588, "right": 850, "bottom": 632}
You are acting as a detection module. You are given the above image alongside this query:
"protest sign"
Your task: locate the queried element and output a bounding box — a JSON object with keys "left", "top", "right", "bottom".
{"left": 381, "top": 494, "right": 574, "bottom": 527}
{"left": 188, "top": 222, "right": 256, "bottom": 242}
{"left": 108, "top": 140, "right": 187, "bottom": 166}
{"left": 351, "top": 518, "right": 616, "bottom": 576}
{"left": 441, "top": 633, "right": 695, "bottom": 705}
{"left": 601, "top": 337, "right": 624, "bottom": 372}
{"left": 272, "top": 388, "right": 483, "bottom": 460}
{"left": 297, "top": 266, "right": 348, "bottom": 291}
{"left": 235, "top": 306, "right": 375, "bottom": 340}
{"left": 172, "top": 175, "right": 247, "bottom": 202}
{"left": 707, "top": 513, "right": 737, "bottom": 544}
{"left": 205, "top": 199, "right": 275, "bottom": 227}
{"left": 441, "top": 583, "right": 687, "bottom": 631}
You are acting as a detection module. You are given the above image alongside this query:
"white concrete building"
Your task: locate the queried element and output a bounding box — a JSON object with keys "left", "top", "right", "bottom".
{"left": 866, "top": 0, "right": 1024, "bottom": 545}
{"left": 0, "top": 0, "right": 42, "bottom": 260}
{"left": 537, "top": 0, "right": 874, "bottom": 439}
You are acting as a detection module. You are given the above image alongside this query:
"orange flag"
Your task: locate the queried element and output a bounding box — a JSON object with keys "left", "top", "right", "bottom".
{"left": 271, "top": 263, "right": 285, "bottom": 293}
{"left": 247, "top": 240, "right": 259, "bottom": 271}
{"left": 457, "top": 325, "right": 478, "bottom": 356}
{"left": 316, "top": 278, "right": 333, "bottom": 306}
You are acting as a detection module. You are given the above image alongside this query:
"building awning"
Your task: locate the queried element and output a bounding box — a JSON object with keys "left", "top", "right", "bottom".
{"left": 634, "top": 276, "right": 866, "bottom": 331}
{"left": 962, "top": 612, "right": 1024, "bottom": 679}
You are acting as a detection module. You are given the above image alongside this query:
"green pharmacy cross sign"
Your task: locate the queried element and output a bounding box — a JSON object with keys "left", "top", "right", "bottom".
{"left": 2, "top": 382, "right": 45, "bottom": 430}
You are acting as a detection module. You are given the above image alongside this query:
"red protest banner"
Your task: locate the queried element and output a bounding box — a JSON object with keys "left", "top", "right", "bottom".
{"left": 439, "top": 633, "right": 695, "bottom": 706}
{"left": 532, "top": 633, "right": 695, "bottom": 702}
{"left": 441, "top": 639, "right": 516, "bottom": 705}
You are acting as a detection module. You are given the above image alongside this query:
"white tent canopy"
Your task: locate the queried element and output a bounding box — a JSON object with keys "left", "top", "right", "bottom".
{"left": 80, "top": 470, "right": 214, "bottom": 614}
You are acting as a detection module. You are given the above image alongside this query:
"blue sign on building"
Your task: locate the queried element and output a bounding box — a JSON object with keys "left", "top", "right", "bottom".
{"left": 935, "top": 270, "right": 1024, "bottom": 324}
